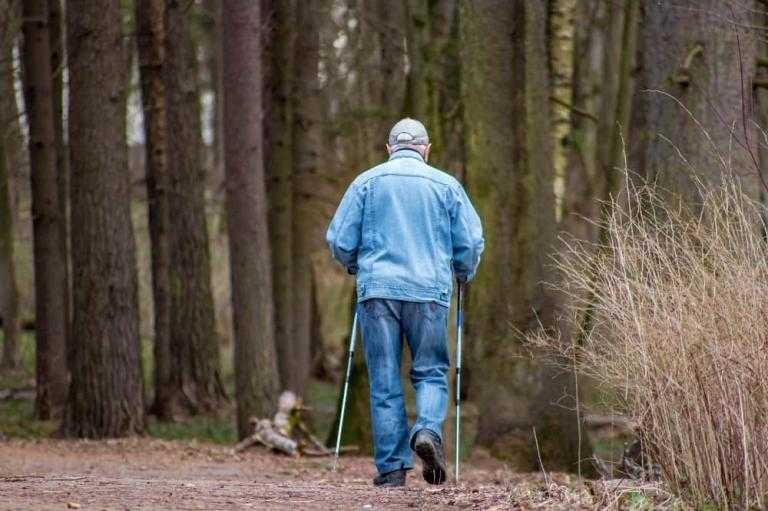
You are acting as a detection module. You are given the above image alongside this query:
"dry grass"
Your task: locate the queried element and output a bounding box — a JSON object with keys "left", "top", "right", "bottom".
{"left": 536, "top": 178, "right": 768, "bottom": 509}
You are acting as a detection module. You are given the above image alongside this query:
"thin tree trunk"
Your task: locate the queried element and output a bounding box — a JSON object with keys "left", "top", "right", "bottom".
{"left": 202, "top": 0, "right": 223, "bottom": 178}
{"left": 290, "top": 0, "right": 322, "bottom": 397}
{"left": 0, "top": 129, "right": 20, "bottom": 371}
{"left": 0, "top": 2, "right": 21, "bottom": 371}
{"left": 21, "top": 0, "right": 69, "bottom": 419}
{"left": 136, "top": 0, "right": 173, "bottom": 420}
{"left": 163, "top": 0, "right": 225, "bottom": 414}
{"left": 263, "top": 0, "right": 295, "bottom": 391}
{"left": 461, "top": 0, "right": 591, "bottom": 473}
{"left": 549, "top": 0, "right": 577, "bottom": 222}
{"left": 223, "top": 0, "right": 280, "bottom": 439}
{"left": 48, "top": 0, "right": 71, "bottom": 369}
{"left": 62, "top": 0, "right": 145, "bottom": 438}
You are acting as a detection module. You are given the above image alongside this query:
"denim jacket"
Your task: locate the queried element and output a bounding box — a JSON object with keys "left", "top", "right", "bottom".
{"left": 326, "top": 149, "right": 484, "bottom": 307}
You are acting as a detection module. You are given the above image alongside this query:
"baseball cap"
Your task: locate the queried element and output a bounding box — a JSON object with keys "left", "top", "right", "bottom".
{"left": 387, "top": 118, "right": 429, "bottom": 149}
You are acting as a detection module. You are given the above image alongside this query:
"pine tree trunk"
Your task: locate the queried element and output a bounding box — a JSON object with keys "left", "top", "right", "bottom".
{"left": 461, "top": 0, "right": 590, "bottom": 472}
{"left": 62, "top": 0, "right": 145, "bottom": 438}
{"left": 21, "top": 0, "right": 69, "bottom": 419}
{"left": 136, "top": 0, "right": 173, "bottom": 419}
{"left": 222, "top": 0, "right": 280, "bottom": 439}
{"left": 0, "top": 3, "right": 21, "bottom": 371}
{"left": 633, "top": 0, "right": 760, "bottom": 203}
{"left": 263, "top": 0, "right": 295, "bottom": 391}
{"left": 163, "top": 0, "right": 225, "bottom": 414}
{"left": 48, "top": 0, "right": 71, "bottom": 369}
{"left": 290, "top": 0, "right": 322, "bottom": 397}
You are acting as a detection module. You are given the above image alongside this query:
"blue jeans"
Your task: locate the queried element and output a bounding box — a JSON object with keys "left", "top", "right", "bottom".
{"left": 359, "top": 298, "right": 450, "bottom": 475}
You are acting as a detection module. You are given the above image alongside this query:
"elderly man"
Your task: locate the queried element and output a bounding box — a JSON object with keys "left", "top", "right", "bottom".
{"left": 326, "top": 118, "right": 484, "bottom": 487}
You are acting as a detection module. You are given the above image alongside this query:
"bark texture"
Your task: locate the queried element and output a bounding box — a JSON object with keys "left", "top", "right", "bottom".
{"left": 21, "top": 0, "right": 69, "bottom": 419}
{"left": 405, "top": 0, "right": 461, "bottom": 171}
{"left": 461, "top": 0, "right": 587, "bottom": 472}
{"left": 633, "top": 0, "right": 761, "bottom": 203}
{"left": 63, "top": 0, "right": 145, "bottom": 437}
{"left": 0, "top": 2, "right": 21, "bottom": 370}
{"left": 163, "top": 0, "right": 225, "bottom": 414}
{"left": 48, "top": 0, "right": 71, "bottom": 367}
{"left": 290, "top": 0, "right": 323, "bottom": 397}
{"left": 549, "top": 0, "right": 577, "bottom": 221}
{"left": 223, "top": 0, "right": 280, "bottom": 438}
{"left": 263, "top": 0, "right": 295, "bottom": 391}
{"left": 136, "top": 0, "right": 173, "bottom": 419}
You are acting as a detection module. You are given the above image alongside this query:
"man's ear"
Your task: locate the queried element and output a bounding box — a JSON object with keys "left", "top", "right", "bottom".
{"left": 386, "top": 144, "right": 392, "bottom": 155}
{"left": 424, "top": 144, "right": 432, "bottom": 162}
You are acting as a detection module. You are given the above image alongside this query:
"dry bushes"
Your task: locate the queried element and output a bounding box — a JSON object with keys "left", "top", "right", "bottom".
{"left": 547, "top": 180, "right": 768, "bottom": 509}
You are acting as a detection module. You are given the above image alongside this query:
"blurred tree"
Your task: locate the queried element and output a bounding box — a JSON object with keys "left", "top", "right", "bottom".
{"left": 404, "top": 0, "right": 462, "bottom": 172}
{"left": 63, "top": 0, "right": 144, "bottom": 437}
{"left": 135, "top": 0, "right": 173, "bottom": 419}
{"left": 0, "top": 0, "right": 21, "bottom": 371}
{"left": 461, "top": 0, "right": 589, "bottom": 473}
{"left": 21, "top": 0, "right": 69, "bottom": 419}
{"left": 223, "top": 0, "right": 281, "bottom": 438}
{"left": 163, "top": 0, "right": 225, "bottom": 414}
{"left": 201, "top": 0, "right": 223, "bottom": 176}
{"left": 48, "top": 0, "right": 70, "bottom": 366}
{"left": 632, "top": 0, "right": 761, "bottom": 203}
{"left": 291, "top": 0, "right": 323, "bottom": 397}
{"left": 263, "top": 0, "right": 295, "bottom": 391}
{"left": 549, "top": 0, "right": 576, "bottom": 221}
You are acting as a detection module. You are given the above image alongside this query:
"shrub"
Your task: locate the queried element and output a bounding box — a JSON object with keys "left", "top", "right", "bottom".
{"left": 543, "top": 179, "right": 768, "bottom": 509}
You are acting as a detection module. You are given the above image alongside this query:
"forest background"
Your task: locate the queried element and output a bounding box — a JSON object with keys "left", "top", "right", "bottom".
{"left": 2, "top": 1, "right": 767, "bottom": 507}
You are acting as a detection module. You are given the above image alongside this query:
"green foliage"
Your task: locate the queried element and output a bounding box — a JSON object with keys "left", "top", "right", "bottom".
{"left": 147, "top": 415, "right": 236, "bottom": 445}
{"left": 0, "top": 398, "right": 56, "bottom": 438}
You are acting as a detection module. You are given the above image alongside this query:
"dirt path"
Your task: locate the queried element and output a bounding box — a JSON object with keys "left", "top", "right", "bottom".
{"left": 0, "top": 438, "right": 597, "bottom": 510}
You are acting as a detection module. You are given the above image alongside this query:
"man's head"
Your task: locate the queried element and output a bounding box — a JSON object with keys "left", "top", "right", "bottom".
{"left": 386, "top": 118, "right": 431, "bottom": 161}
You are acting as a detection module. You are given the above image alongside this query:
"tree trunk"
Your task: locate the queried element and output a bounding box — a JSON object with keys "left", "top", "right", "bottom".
{"left": 461, "top": 0, "right": 590, "bottom": 473}
{"left": 21, "top": 0, "right": 69, "bottom": 419}
{"left": 223, "top": 0, "right": 280, "bottom": 439}
{"left": 290, "top": 0, "right": 322, "bottom": 398}
{"left": 404, "top": 0, "right": 461, "bottom": 172}
{"left": 163, "top": 0, "right": 225, "bottom": 415}
{"left": 633, "top": 0, "right": 761, "bottom": 204}
{"left": 202, "top": 0, "right": 223, "bottom": 178}
{"left": 48, "top": 0, "right": 71, "bottom": 369}
{"left": 0, "top": 136, "right": 20, "bottom": 371}
{"left": 263, "top": 0, "right": 295, "bottom": 391}
{"left": 136, "top": 0, "right": 173, "bottom": 420}
{"left": 549, "top": 0, "right": 577, "bottom": 222}
{"left": 62, "top": 0, "right": 145, "bottom": 438}
{"left": 0, "top": 2, "right": 21, "bottom": 371}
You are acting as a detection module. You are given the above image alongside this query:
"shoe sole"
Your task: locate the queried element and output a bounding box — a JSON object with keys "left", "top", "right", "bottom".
{"left": 414, "top": 440, "right": 446, "bottom": 485}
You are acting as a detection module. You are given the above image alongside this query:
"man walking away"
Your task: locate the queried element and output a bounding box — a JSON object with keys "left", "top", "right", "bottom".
{"left": 326, "top": 118, "right": 484, "bottom": 487}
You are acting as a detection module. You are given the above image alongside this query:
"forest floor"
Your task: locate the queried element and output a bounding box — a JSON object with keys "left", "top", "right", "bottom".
{"left": 0, "top": 437, "right": 672, "bottom": 510}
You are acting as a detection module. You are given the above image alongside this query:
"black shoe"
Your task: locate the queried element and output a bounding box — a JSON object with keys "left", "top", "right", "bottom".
{"left": 413, "top": 429, "right": 446, "bottom": 485}
{"left": 373, "top": 469, "right": 406, "bottom": 487}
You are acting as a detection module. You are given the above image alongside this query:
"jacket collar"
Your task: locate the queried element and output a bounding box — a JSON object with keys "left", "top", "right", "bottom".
{"left": 388, "top": 149, "right": 425, "bottom": 162}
